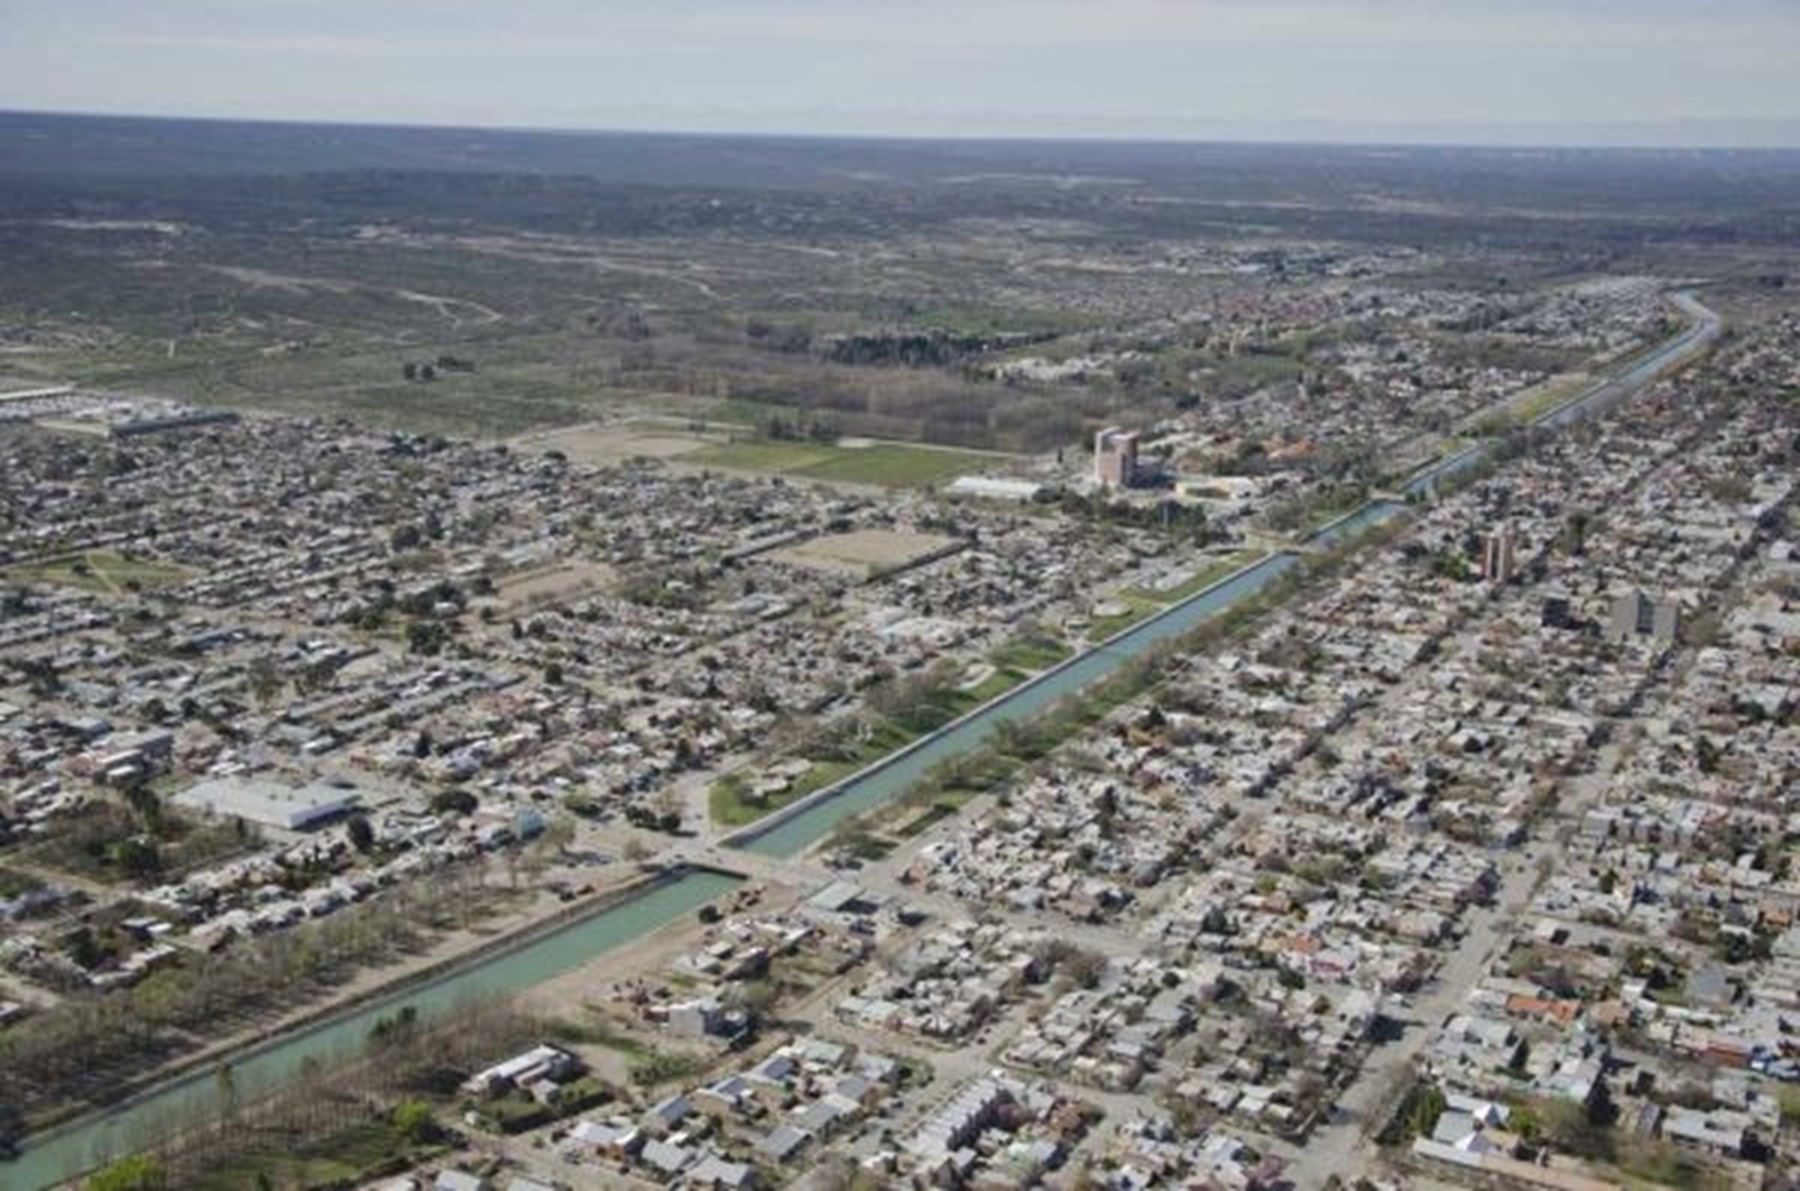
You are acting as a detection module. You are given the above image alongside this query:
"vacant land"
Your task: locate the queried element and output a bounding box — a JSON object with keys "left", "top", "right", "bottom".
{"left": 769, "top": 528, "right": 959, "bottom": 579}
{"left": 490, "top": 561, "right": 616, "bottom": 611}
{"left": 514, "top": 422, "right": 712, "bottom": 467}
{"left": 1084, "top": 551, "right": 1264, "bottom": 640}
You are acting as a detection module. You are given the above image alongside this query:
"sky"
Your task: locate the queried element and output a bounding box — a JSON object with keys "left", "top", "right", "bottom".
{"left": 2, "top": 0, "right": 1798, "bottom": 146}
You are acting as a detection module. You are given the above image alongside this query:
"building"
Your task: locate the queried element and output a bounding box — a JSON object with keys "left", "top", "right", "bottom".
{"left": 1482, "top": 525, "right": 1517, "bottom": 584}
{"left": 947, "top": 476, "right": 1046, "bottom": 503}
{"left": 463, "top": 1044, "right": 580, "bottom": 1097}
{"left": 1607, "top": 589, "right": 1681, "bottom": 644}
{"left": 171, "top": 776, "right": 362, "bottom": 831}
{"left": 1094, "top": 428, "right": 1141, "bottom": 489}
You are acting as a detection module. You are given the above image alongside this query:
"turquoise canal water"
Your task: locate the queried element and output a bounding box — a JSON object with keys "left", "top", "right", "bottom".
{"left": 6, "top": 869, "right": 741, "bottom": 1191}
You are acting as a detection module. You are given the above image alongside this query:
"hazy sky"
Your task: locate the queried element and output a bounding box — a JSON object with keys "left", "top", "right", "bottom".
{"left": 3, "top": 0, "right": 1798, "bottom": 144}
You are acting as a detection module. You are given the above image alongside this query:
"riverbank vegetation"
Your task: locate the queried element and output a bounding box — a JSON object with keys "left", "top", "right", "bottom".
{"left": 1, "top": 859, "right": 509, "bottom": 1136}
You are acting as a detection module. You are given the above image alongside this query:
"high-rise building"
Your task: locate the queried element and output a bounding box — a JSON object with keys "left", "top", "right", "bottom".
{"left": 1094, "top": 427, "right": 1141, "bottom": 489}
{"left": 1481, "top": 525, "right": 1517, "bottom": 584}
{"left": 1607, "top": 589, "right": 1681, "bottom": 644}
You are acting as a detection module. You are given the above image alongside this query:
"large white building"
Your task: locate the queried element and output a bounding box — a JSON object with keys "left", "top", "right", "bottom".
{"left": 172, "top": 776, "right": 361, "bottom": 831}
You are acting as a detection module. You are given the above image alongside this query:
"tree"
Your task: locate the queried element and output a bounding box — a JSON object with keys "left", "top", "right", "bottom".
{"left": 431, "top": 788, "right": 478, "bottom": 816}
{"left": 215, "top": 1060, "right": 238, "bottom": 1118}
{"left": 1408, "top": 1083, "right": 1447, "bottom": 1137}
{"left": 87, "top": 1155, "right": 167, "bottom": 1191}
{"left": 406, "top": 619, "right": 450, "bottom": 657}
{"left": 1534, "top": 1094, "right": 1613, "bottom": 1160}
{"left": 731, "top": 979, "right": 780, "bottom": 1030}
{"left": 346, "top": 814, "right": 376, "bottom": 854}
{"left": 650, "top": 786, "right": 683, "bottom": 830}
{"left": 112, "top": 837, "right": 162, "bottom": 880}
{"left": 246, "top": 654, "right": 284, "bottom": 708}
{"left": 391, "top": 1098, "right": 437, "bottom": 1145}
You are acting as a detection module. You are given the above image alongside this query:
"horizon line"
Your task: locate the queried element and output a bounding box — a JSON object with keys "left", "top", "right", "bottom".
{"left": 6, "top": 104, "right": 1800, "bottom": 154}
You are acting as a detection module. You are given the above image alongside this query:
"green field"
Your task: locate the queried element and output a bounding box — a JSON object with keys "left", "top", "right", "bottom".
{"left": 5, "top": 549, "right": 193, "bottom": 595}
{"left": 686, "top": 437, "right": 980, "bottom": 488}
{"left": 186, "top": 1121, "right": 442, "bottom": 1191}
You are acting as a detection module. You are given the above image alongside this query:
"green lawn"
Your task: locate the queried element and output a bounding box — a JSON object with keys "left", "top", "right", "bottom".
{"left": 186, "top": 1121, "right": 437, "bottom": 1191}
{"left": 794, "top": 443, "right": 975, "bottom": 487}
{"left": 1499, "top": 372, "right": 1594, "bottom": 425}
{"left": 989, "top": 632, "right": 1074, "bottom": 674}
{"left": 686, "top": 439, "right": 840, "bottom": 474}
{"left": 685, "top": 437, "right": 979, "bottom": 488}
{"left": 6, "top": 549, "right": 193, "bottom": 596}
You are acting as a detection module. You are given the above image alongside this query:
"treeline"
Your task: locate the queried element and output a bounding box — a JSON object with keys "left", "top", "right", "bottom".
{"left": 747, "top": 321, "right": 1060, "bottom": 369}
{"left": 110, "top": 998, "right": 538, "bottom": 1190}
{"left": 820, "top": 329, "right": 1057, "bottom": 368}
{"left": 0, "top": 862, "right": 497, "bottom": 1135}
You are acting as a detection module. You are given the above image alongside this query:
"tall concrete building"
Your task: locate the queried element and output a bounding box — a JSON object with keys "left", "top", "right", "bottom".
{"left": 1094, "top": 427, "right": 1140, "bottom": 489}
{"left": 1607, "top": 589, "right": 1681, "bottom": 644}
{"left": 1481, "top": 525, "right": 1517, "bottom": 585}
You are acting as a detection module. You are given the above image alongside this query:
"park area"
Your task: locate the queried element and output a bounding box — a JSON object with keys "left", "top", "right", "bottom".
{"left": 685, "top": 437, "right": 982, "bottom": 488}
{"left": 3, "top": 549, "right": 191, "bottom": 596}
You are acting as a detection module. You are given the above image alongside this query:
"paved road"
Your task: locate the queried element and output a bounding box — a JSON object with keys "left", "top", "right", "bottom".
{"left": 1282, "top": 740, "right": 1626, "bottom": 1188}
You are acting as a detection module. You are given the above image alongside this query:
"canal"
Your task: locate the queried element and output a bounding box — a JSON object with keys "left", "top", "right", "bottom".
{"left": 7, "top": 869, "right": 741, "bottom": 1191}
{"left": 729, "top": 294, "right": 1719, "bottom": 860}
{"left": 5, "top": 295, "right": 1719, "bottom": 1189}
{"left": 731, "top": 551, "right": 1304, "bottom": 857}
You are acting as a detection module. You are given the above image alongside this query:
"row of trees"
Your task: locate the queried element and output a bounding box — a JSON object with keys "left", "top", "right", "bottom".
{"left": 2, "top": 862, "right": 499, "bottom": 1125}
{"left": 100, "top": 998, "right": 534, "bottom": 1190}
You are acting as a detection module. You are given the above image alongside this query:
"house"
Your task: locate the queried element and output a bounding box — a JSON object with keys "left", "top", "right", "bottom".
{"left": 644, "top": 1093, "right": 694, "bottom": 1135}
{"left": 433, "top": 1172, "right": 489, "bottom": 1191}
{"left": 1662, "top": 1106, "right": 1748, "bottom": 1157}
{"left": 1432, "top": 1110, "right": 1504, "bottom": 1154}
{"left": 641, "top": 1138, "right": 697, "bottom": 1177}
{"left": 686, "top": 1155, "right": 758, "bottom": 1190}
{"left": 462, "top": 1044, "right": 579, "bottom": 1097}
{"left": 755, "top": 1123, "right": 812, "bottom": 1163}
{"left": 569, "top": 1118, "right": 642, "bottom": 1161}
{"left": 694, "top": 1074, "right": 755, "bottom": 1117}
{"left": 669, "top": 996, "right": 730, "bottom": 1038}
